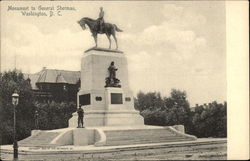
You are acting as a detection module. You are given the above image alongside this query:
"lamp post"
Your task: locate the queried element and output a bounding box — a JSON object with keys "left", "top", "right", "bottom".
{"left": 12, "top": 92, "right": 19, "bottom": 160}
{"left": 35, "top": 110, "right": 39, "bottom": 130}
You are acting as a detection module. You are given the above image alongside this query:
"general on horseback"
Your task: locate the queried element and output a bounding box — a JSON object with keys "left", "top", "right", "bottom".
{"left": 78, "top": 7, "right": 123, "bottom": 50}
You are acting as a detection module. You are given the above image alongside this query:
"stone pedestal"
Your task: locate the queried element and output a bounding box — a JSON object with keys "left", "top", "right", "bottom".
{"left": 69, "top": 48, "right": 144, "bottom": 127}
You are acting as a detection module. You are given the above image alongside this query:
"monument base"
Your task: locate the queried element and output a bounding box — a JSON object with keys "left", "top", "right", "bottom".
{"left": 69, "top": 49, "right": 144, "bottom": 127}
{"left": 18, "top": 125, "right": 197, "bottom": 147}
{"left": 69, "top": 110, "right": 144, "bottom": 127}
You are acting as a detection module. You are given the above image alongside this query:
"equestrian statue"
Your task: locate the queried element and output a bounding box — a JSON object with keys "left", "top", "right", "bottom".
{"left": 78, "top": 7, "right": 123, "bottom": 50}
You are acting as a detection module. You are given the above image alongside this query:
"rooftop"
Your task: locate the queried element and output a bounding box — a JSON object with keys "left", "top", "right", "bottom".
{"left": 24, "top": 68, "right": 80, "bottom": 90}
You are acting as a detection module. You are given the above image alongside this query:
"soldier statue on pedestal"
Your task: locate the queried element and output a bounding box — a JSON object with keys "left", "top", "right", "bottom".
{"left": 77, "top": 105, "right": 84, "bottom": 128}
{"left": 105, "top": 61, "right": 121, "bottom": 88}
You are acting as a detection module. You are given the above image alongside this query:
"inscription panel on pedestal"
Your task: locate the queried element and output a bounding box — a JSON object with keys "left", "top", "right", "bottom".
{"left": 79, "top": 94, "right": 91, "bottom": 106}
{"left": 111, "top": 93, "right": 123, "bottom": 104}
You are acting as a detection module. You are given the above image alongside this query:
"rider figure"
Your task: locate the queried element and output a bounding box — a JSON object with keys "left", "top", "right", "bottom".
{"left": 98, "top": 7, "right": 105, "bottom": 33}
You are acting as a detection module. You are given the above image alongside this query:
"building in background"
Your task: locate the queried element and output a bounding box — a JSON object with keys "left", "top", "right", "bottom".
{"left": 24, "top": 67, "right": 80, "bottom": 103}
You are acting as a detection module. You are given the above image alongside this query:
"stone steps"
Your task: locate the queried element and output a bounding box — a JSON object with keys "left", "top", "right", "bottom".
{"left": 103, "top": 127, "right": 195, "bottom": 146}
{"left": 105, "top": 132, "right": 175, "bottom": 138}
{"left": 105, "top": 137, "right": 193, "bottom": 145}
{"left": 19, "top": 132, "right": 60, "bottom": 147}
{"left": 105, "top": 138, "right": 194, "bottom": 146}
{"left": 106, "top": 136, "right": 188, "bottom": 142}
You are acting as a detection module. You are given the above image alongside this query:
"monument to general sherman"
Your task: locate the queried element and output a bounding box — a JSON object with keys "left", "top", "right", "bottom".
{"left": 68, "top": 7, "right": 144, "bottom": 127}
{"left": 18, "top": 8, "right": 196, "bottom": 147}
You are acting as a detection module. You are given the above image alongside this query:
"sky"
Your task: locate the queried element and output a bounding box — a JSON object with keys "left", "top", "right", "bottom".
{"left": 0, "top": 1, "right": 226, "bottom": 106}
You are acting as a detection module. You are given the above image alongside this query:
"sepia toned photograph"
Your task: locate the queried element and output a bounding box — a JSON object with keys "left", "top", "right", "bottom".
{"left": 0, "top": 0, "right": 248, "bottom": 160}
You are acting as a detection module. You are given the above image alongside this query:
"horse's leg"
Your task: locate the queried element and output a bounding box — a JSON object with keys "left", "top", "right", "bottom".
{"left": 93, "top": 33, "right": 98, "bottom": 47}
{"left": 112, "top": 32, "right": 118, "bottom": 50}
{"left": 106, "top": 33, "right": 111, "bottom": 49}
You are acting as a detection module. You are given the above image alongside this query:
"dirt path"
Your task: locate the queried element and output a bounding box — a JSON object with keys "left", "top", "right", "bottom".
{"left": 0, "top": 141, "right": 226, "bottom": 160}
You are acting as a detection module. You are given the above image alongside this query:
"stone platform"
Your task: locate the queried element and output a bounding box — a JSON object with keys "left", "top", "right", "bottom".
{"left": 1, "top": 138, "right": 227, "bottom": 160}
{"left": 17, "top": 125, "right": 196, "bottom": 147}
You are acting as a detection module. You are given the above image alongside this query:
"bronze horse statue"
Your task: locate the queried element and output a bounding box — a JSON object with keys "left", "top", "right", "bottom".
{"left": 78, "top": 17, "right": 123, "bottom": 50}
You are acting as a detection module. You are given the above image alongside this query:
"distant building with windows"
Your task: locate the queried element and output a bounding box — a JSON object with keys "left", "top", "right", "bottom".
{"left": 24, "top": 67, "right": 80, "bottom": 103}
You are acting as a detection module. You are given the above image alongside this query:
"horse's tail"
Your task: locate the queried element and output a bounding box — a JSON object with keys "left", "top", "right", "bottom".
{"left": 114, "top": 24, "right": 123, "bottom": 32}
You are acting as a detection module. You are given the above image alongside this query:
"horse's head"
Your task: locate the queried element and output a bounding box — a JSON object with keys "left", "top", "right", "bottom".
{"left": 78, "top": 19, "right": 86, "bottom": 30}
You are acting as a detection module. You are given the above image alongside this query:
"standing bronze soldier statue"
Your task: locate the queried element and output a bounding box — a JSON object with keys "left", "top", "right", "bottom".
{"left": 77, "top": 104, "right": 84, "bottom": 128}
{"left": 78, "top": 7, "right": 123, "bottom": 49}
{"left": 105, "top": 61, "right": 121, "bottom": 88}
{"left": 108, "top": 61, "right": 117, "bottom": 82}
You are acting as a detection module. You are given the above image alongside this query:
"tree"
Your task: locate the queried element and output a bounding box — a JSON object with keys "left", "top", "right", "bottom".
{"left": 141, "top": 108, "right": 167, "bottom": 126}
{"left": 137, "top": 89, "right": 192, "bottom": 131}
{"left": 135, "top": 89, "right": 227, "bottom": 138}
{"left": 135, "top": 91, "right": 165, "bottom": 111}
{"left": 0, "top": 70, "right": 80, "bottom": 145}
{"left": 0, "top": 70, "right": 78, "bottom": 145}
{"left": 192, "top": 101, "right": 227, "bottom": 137}
{"left": 164, "top": 89, "right": 193, "bottom": 133}
{"left": 0, "top": 70, "right": 36, "bottom": 145}
{"left": 35, "top": 101, "right": 76, "bottom": 130}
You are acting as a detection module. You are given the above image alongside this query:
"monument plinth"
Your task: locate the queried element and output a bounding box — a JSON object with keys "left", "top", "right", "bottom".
{"left": 68, "top": 48, "right": 144, "bottom": 127}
